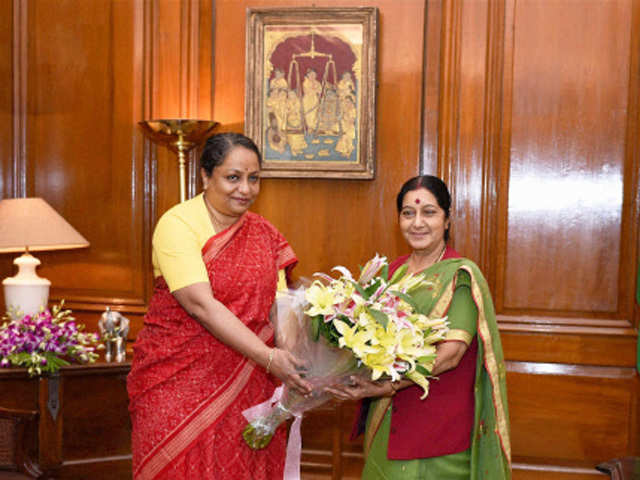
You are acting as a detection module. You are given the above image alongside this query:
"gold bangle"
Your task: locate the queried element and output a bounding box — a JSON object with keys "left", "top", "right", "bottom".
{"left": 265, "top": 348, "right": 275, "bottom": 375}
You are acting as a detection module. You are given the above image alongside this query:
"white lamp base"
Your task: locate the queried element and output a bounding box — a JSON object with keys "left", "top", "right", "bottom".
{"left": 2, "top": 252, "right": 51, "bottom": 319}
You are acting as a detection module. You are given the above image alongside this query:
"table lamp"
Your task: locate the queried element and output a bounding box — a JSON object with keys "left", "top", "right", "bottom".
{"left": 0, "top": 198, "right": 90, "bottom": 319}
{"left": 138, "top": 119, "right": 219, "bottom": 203}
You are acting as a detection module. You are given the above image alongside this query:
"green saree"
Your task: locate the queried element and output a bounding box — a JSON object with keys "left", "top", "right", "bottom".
{"left": 362, "top": 257, "right": 511, "bottom": 480}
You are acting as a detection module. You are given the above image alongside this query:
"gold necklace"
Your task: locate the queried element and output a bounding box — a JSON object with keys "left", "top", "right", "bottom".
{"left": 203, "top": 195, "right": 230, "bottom": 233}
{"left": 410, "top": 244, "right": 447, "bottom": 273}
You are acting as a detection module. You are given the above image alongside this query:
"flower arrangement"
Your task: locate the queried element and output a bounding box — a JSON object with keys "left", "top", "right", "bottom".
{"left": 242, "top": 254, "right": 449, "bottom": 457}
{"left": 242, "top": 288, "right": 365, "bottom": 450}
{"left": 304, "top": 253, "right": 449, "bottom": 398}
{"left": 0, "top": 302, "right": 102, "bottom": 376}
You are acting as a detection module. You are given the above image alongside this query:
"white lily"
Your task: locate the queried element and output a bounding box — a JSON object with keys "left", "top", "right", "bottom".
{"left": 331, "top": 265, "right": 354, "bottom": 281}
{"left": 358, "top": 253, "right": 388, "bottom": 284}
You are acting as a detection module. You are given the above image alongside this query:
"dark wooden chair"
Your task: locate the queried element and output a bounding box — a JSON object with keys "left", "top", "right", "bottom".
{"left": 0, "top": 407, "right": 45, "bottom": 480}
{"left": 597, "top": 457, "right": 640, "bottom": 480}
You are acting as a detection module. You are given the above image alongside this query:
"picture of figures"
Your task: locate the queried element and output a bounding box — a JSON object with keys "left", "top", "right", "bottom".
{"left": 263, "top": 30, "right": 359, "bottom": 162}
{"left": 245, "top": 8, "right": 378, "bottom": 179}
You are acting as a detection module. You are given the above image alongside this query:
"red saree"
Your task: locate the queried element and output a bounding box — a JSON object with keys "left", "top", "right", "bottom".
{"left": 127, "top": 212, "right": 297, "bottom": 480}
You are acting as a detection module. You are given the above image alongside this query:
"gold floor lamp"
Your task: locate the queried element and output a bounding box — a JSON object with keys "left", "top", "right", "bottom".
{"left": 138, "top": 119, "right": 219, "bottom": 203}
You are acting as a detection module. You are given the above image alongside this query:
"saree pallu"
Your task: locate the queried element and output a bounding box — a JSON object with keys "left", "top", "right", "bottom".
{"left": 363, "top": 256, "right": 511, "bottom": 480}
{"left": 127, "top": 212, "right": 297, "bottom": 480}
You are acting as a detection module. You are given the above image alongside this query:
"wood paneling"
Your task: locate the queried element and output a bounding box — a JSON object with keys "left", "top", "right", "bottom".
{"left": 0, "top": 0, "right": 214, "bottom": 337}
{"left": 0, "top": 0, "right": 638, "bottom": 479}
{"left": 0, "top": 0, "right": 149, "bottom": 326}
{"left": 501, "top": 330, "right": 638, "bottom": 367}
{"left": 28, "top": 0, "right": 143, "bottom": 301}
{"left": 508, "top": 363, "right": 635, "bottom": 462}
{"left": 0, "top": 1, "right": 14, "bottom": 200}
{"left": 488, "top": 0, "right": 640, "bottom": 477}
{"left": 498, "top": 0, "right": 634, "bottom": 318}
{"left": 429, "top": 0, "right": 640, "bottom": 478}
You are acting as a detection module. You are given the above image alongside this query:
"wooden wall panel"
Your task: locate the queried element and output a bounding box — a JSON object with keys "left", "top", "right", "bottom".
{"left": 487, "top": 0, "right": 640, "bottom": 477}
{"left": 150, "top": 0, "right": 214, "bottom": 218}
{"left": 501, "top": 331, "right": 638, "bottom": 367}
{"left": 0, "top": 0, "right": 214, "bottom": 337}
{"left": 423, "top": 0, "right": 640, "bottom": 478}
{"left": 446, "top": 0, "right": 488, "bottom": 265}
{"left": 499, "top": 0, "right": 632, "bottom": 317}
{"left": 0, "top": 1, "right": 13, "bottom": 200}
{"left": 0, "top": 0, "right": 638, "bottom": 479}
{"left": 508, "top": 363, "right": 635, "bottom": 463}
{"left": 12, "top": 0, "right": 149, "bottom": 325}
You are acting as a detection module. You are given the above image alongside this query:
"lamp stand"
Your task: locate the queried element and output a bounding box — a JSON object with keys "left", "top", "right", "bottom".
{"left": 175, "top": 131, "right": 193, "bottom": 203}
{"left": 2, "top": 251, "right": 50, "bottom": 319}
{"left": 138, "top": 119, "right": 219, "bottom": 204}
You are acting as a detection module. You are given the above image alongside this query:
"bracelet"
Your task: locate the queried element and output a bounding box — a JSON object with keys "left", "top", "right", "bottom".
{"left": 265, "top": 348, "right": 275, "bottom": 375}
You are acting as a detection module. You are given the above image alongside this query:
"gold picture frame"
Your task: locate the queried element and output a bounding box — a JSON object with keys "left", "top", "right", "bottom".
{"left": 245, "top": 7, "right": 378, "bottom": 179}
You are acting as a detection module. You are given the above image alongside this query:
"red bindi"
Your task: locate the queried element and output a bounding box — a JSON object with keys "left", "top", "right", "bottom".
{"left": 415, "top": 198, "right": 420, "bottom": 204}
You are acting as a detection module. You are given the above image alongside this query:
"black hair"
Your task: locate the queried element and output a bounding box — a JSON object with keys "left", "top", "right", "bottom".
{"left": 199, "top": 132, "right": 262, "bottom": 176}
{"left": 396, "top": 175, "right": 451, "bottom": 241}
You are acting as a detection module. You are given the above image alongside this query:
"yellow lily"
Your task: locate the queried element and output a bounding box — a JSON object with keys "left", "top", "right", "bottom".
{"left": 393, "top": 272, "right": 427, "bottom": 292}
{"left": 406, "top": 370, "right": 431, "bottom": 399}
{"left": 363, "top": 348, "right": 396, "bottom": 380}
{"left": 396, "top": 328, "right": 424, "bottom": 358}
{"left": 376, "top": 322, "right": 400, "bottom": 354}
{"left": 333, "top": 320, "right": 376, "bottom": 357}
{"left": 415, "top": 315, "right": 448, "bottom": 331}
{"left": 423, "top": 330, "right": 448, "bottom": 345}
{"left": 304, "top": 281, "right": 338, "bottom": 317}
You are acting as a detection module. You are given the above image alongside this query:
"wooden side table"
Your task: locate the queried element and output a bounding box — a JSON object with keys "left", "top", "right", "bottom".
{"left": 0, "top": 357, "right": 132, "bottom": 479}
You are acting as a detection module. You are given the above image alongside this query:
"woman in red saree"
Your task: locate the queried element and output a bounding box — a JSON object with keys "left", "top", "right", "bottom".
{"left": 127, "top": 133, "right": 311, "bottom": 479}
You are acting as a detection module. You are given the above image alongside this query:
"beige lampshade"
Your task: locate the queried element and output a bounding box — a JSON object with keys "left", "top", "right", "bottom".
{"left": 0, "top": 197, "right": 89, "bottom": 252}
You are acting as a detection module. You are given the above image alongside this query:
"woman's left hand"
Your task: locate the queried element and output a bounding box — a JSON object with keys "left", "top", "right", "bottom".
{"left": 324, "top": 376, "right": 391, "bottom": 402}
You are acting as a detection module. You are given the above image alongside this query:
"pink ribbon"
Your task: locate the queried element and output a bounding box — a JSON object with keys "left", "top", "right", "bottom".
{"left": 283, "top": 413, "right": 303, "bottom": 480}
{"left": 242, "top": 385, "right": 284, "bottom": 423}
{"left": 241, "top": 386, "right": 304, "bottom": 480}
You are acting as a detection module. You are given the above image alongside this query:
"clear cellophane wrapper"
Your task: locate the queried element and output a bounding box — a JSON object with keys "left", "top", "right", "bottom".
{"left": 242, "top": 288, "right": 367, "bottom": 450}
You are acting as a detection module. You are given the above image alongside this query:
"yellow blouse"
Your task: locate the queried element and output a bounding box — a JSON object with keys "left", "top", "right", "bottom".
{"left": 152, "top": 193, "right": 287, "bottom": 293}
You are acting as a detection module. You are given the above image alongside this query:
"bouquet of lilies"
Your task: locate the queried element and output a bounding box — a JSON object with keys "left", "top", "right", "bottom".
{"left": 0, "top": 302, "right": 102, "bottom": 376}
{"left": 242, "top": 289, "right": 366, "bottom": 450}
{"left": 305, "top": 253, "right": 449, "bottom": 399}
{"left": 242, "top": 254, "right": 449, "bottom": 460}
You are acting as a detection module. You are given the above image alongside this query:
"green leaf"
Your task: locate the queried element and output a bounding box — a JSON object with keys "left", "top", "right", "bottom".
{"left": 381, "top": 264, "right": 389, "bottom": 282}
{"left": 417, "top": 354, "right": 436, "bottom": 364}
{"left": 44, "top": 353, "right": 69, "bottom": 370}
{"left": 415, "top": 364, "right": 432, "bottom": 376}
{"left": 366, "top": 307, "right": 389, "bottom": 329}
{"left": 309, "top": 315, "right": 341, "bottom": 347}
{"left": 352, "top": 281, "right": 370, "bottom": 300}
{"left": 389, "top": 264, "right": 408, "bottom": 285}
{"left": 364, "top": 279, "right": 382, "bottom": 297}
{"left": 311, "top": 316, "right": 320, "bottom": 341}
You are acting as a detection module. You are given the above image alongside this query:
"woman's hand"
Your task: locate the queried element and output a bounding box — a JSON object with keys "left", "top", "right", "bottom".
{"left": 324, "top": 376, "right": 392, "bottom": 402}
{"left": 268, "top": 348, "right": 312, "bottom": 396}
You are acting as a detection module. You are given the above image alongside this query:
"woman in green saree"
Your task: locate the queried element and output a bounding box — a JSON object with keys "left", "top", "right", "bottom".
{"left": 327, "top": 175, "right": 511, "bottom": 480}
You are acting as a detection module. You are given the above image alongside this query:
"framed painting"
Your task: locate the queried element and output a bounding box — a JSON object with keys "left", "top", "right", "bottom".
{"left": 245, "top": 7, "right": 378, "bottom": 179}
